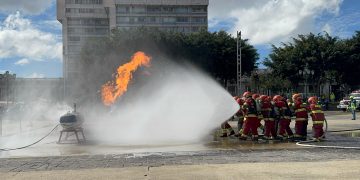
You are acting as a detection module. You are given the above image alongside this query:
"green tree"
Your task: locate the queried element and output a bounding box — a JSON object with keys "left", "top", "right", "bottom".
{"left": 264, "top": 33, "right": 342, "bottom": 94}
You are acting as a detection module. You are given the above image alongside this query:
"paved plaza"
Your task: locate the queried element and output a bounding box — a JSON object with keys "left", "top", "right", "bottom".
{"left": 1, "top": 111, "right": 360, "bottom": 179}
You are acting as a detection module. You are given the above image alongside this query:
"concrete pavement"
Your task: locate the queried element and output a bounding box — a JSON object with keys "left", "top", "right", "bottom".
{"left": 1, "top": 111, "right": 360, "bottom": 179}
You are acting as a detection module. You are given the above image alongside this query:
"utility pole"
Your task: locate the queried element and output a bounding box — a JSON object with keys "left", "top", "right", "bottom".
{"left": 237, "top": 31, "right": 242, "bottom": 96}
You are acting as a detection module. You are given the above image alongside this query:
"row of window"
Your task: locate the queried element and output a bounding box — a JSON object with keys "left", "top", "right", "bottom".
{"left": 67, "top": 44, "right": 82, "bottom": 53}
{"left": 66, "top": 8, "right": 105, "bottom": 14}
{"left": 65, "top": 0, "right": 102, "bottom": 4}
{"left": 67, "top": 18, "right": 109, "bottom": 26}
{"left": 68, "top": 27, "right": 109, "bottom": 35}
{"left": 116, "top": 16, "right": 206, "bottom": 24}
{"left": 116, "top": 5, "right": 207, "bottom": 14}
{"left": 117, "top": 26, "right": 204, "bottom": 33}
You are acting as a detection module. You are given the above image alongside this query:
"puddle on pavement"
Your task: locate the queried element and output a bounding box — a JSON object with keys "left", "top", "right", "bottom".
{"left": 337, "top": 131, "right": 360, "bottom": 138}
{"left": 206, "top": 133, "right": 299, "bottom": 150}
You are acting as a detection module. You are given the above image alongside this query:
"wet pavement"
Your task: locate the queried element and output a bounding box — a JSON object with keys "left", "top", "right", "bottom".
{"left": 1, "top": 111, "right": 360, "bottom": 173}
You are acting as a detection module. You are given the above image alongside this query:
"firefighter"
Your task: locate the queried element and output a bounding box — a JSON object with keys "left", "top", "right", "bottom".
{"left": 235, "top": 97, "right": 245, "bottom": 135}
{"left": 220, "top": 97, "right": 238, "bottom": 137}
{"left": 308, "top": 96, "right": 326, "bottom": 141}
{"left": 239, "top": 92, "right": 260, "bottom": 141}
{"left": 253, "top": 94, "right": 264, "bottom": 133}
{"left": 273, "top": 95, "right": 294, "bottom": 140}
{"left": 292, "top": 94, "right": 309, "bottom": 141}
{"left": 261, "top": 95, "right": 276, "bottom": 139}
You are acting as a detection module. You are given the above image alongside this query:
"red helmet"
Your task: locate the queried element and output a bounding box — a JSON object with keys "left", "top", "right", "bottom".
{"left": 252, "top": 94, "right": 260, "bottom": 100}
{"left": 308, "top": 96, "right": 318, "bottom": 104}
{"left": 234, "top": 96, "right": 240, "bottom": 101}
{"left": 237, "top": 98, "right": 245, "bottom": 105}
{"left": 260, "top": 95, "right": 268, "bottom": 102}
{"left": 273, "top": 95, "right": 283, "bottom": 102}
{"left": 242, "top": 91, "right": 252, "bottom": 98}
{"left": 292, "top": 94, "right": 301, "bottom": 101}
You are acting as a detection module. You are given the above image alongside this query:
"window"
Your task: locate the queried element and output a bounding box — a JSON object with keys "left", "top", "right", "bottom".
{"left": 66, "top": 0, "right": 103, "bottom": 4}
{"left": 68, "top": 36, "right": 81, "bottom": 42}
{"left": 177, "top": 17, "right": 189, "bottom": 23}
{"left": 176, "top": 7, "right": 188, "bottom": 13}
{"left": 116, "top": 5, "right": 130, "bottom": 14}
{"left": 163, "top": 17, "right": 176, "bottom": 24}
{"left": 68, "top": 18, "right": 108, "bottom": 26}
{"left": 147, "top": 6, "right": 161, "bottom": 13}
{"left": 148, "top": 17, "right": 161, "bottom": 24}
{"left": 79, "top": 8, "right": 95, "bottom": 13}
{"left": 117, "top": 17, "right": 130, "bottom": 23}
{"left": 192, "top": 27, "right": 200, "bottom": 32}
{"left": 68, "top": 45, "right": 82, "bottom": 53}
{"left": 132, "top": 6, "right": 146, "bottom": 14}
{"left": 66, "top": 8, "right": 104, "bottom": 14}
{"left": 68, "top": 18, "right": 81, "bottom": 25}
{"left": 95, "top": 28, "right": 108, "bottom": 34}
{"left": 192, "top": 6, "right": 207, "bottom": 13}
{"left": 137, "top": 17, "right": 146, "bottom": 23}
{"left": 192, "top": 17, "right": 206, "bottom": 24}
{"left": 163, "top": 6, "right": 175, "bottom": 13}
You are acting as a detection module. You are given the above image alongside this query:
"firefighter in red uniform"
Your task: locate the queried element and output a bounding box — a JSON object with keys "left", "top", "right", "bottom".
{"left": 253, "top": 94, "right": 264, "bottom": 133}
{"left": 273, "top": 95, "right": 294, "bottom": 140}
{"left": 292, "top": 94, "right": 309, "bottom": 141}
{"left": 235, "top": 97, "right": 245, "bottom": 135}
{"left": 239, "top": 92, "right": 260, "bottom": 141}
{"left": 261, "top": 95, "right": 276, "bottom": 139}
{"left": 308, "top": 96, "right": 326, "bottom": 141}
{"left": 220, "top": 97, "right": 238, "bottom": 137}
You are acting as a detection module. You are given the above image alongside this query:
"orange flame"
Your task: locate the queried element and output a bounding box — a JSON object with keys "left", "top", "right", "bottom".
{"left": 101, "top": 51, "right": 151, "bottom": 106}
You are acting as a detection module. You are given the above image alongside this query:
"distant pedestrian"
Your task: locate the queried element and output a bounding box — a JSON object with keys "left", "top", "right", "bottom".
{"left": 349, "top": 96, "right": 357, "bottom": 120}
{"left": 330, "top": 92, "right": 336, "bottom": 103}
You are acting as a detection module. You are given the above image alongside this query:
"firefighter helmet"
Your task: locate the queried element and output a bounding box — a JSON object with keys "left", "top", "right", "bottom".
{"left": 237, "top": 98, "right": 245, "bottom": 105}
{"left": 252, "top": 94, "right": 260, "bottom": 100}
{"left": 273, "top": 95, "right": 283, "bottom": 102}
{"left": 308, "top": 96, "right": 318, "bottom": 104}
{"left": 292, "top": 94, "right": 301, "bottom": 101}
{"left": 234, "top": 96, "right": 240, "bottom": 101}
{"left": 260, "top": 95, "right": 268, "bottom": 102}
{"left": 242, "top": 91, "right": 252, "bottom": 98}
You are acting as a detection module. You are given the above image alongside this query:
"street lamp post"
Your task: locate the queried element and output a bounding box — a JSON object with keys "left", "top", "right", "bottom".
{"left": 299, "top": 65, "right": 314, "bottom": 99}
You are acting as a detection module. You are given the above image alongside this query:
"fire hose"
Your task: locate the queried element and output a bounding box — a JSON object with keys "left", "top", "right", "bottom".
{"left": 296, "top": 119, "right": 360, "bottom": 149}
{"left": 0, "top": 124, "right": 59, "bottom": 151}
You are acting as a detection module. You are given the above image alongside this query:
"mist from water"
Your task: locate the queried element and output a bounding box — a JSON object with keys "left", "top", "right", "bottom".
{"left": 0, "top": 99, "right": 70, "bottom": 149}
{"left": 0, "top": 60, "right": 239, "bottom": 150}
{"left": 85, "top": 63, "right": 239, "bottom": 145}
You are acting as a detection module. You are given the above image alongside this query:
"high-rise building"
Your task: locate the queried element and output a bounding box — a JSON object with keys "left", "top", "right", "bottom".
{"left": 57, "top": 0, "right": 209, "bottom": 98}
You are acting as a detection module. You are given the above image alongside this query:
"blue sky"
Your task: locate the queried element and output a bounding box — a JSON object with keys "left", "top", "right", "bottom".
{"left": 0, "top": 0, "right": 359, "bottom": 78}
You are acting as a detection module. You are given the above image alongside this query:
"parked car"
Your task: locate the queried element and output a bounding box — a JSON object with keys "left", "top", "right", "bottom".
{"left": 337, "top": 90, "right": 360, "bottom": 112}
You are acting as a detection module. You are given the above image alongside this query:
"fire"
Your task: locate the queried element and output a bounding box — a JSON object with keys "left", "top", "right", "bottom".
{"left": 101, "top": 51, "right": 151, "bottom": 106}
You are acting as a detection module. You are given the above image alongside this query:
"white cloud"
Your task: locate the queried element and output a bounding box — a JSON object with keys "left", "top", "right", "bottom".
{"left": 0, "top": 0, "right": 53, "bottom": 15}
{"left": 209, "top": 0, "right": 343, "bottom": 45}
{"left": 322, "top": 23, "right": 332, "bottom": 34}
{"left": 0, "top": 12, "right": 62, "bottom": 61}
{"left": 27, "top": 73, "right": 45, "bottom": 78}
{"left": 15, "top": 58, "right": 30, "bottom": 66}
